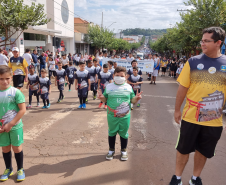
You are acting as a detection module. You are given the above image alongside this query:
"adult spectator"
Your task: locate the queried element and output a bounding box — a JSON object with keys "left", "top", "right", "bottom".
{"left": 8, "top": 49, "right": 13, "bottom": 58}
{"left": 8, "top": 47, "right": 28, "bottom": 91}
{"left": 62, "top": 54, "right": 69, "bottom": 70}
{"left": 169, "top": 27, "right": 226, "bottom": 185}
{"left": 38, "top": 52, "right": 46, "bottom": 77}
{"left": 150, "top": 54, "right": 160, "bottom": 85}
{"left": 68, "top": 53, "right": 72, "bottom": 61}
{"left": 126, "top": 53, "right": 134, "bottom": 63}
{"left": 31, "top": 50, "right": 39, "bottom": 74}
{"left": 0, "top": 48, "right": 9, "bottom": 66}
{"left": 22, "top": 49, "right": 33, "bottom": 67}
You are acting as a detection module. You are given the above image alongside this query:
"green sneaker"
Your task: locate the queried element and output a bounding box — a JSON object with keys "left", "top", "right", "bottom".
{"left": 62, "top": 95, "right": 65, "bottom": 100}
{"left": 137, "top": 104, "right": 140, "bottom": 107}
{"left": 106, "top": 150, "right": 115, "bottom": 160}
{"left": 86, "top": 98, "right": 88, "bottom": 103}
{"left": 93, "top": 95, "right": 96, "bottom": 100}
{"left": 69, "top": 89, "right": 71, "bottom": 92}
{"left": 0, "top": 169, "right": 13, "bottom": 181}
{"left": 121, "top": 150, "right": 128, "bottom": 161}
{"left": 57, "top": 99, "right": 61, "bottom": 103}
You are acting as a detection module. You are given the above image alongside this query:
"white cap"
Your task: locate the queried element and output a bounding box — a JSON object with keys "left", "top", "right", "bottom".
{"left": 12, "top": 47, "right": 19, "bottom": 52}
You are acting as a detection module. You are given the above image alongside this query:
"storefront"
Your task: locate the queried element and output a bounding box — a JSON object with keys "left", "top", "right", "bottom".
{"left": 7, "top": 0, "right": 75, "bottom": 56}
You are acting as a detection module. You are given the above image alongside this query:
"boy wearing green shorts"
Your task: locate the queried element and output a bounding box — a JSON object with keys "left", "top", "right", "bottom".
{"left": 98, "top": 66, "right": 143, "bottom": 161}
{"left": 0, "top": 65, "right": 26, "bottom": 181}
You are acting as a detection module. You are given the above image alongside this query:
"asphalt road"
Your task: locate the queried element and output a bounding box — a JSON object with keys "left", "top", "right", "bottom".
{"left": 0, "top": 74, "right": 226, "bottom": 185}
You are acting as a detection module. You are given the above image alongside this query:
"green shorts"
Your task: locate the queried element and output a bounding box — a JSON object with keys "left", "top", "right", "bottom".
{"left": 107, "top": 114, "right": 131, "bottom": 139}
{"left": 0, "top": 127, "right": 24, "bottom": 147}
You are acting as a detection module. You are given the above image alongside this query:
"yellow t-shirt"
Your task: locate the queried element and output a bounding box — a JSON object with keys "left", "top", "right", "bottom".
{"left": 8, "top": 56, "right": 28, "bottom": 76}
{"left": 178, "top": 54, "right": 226, "bottom": 127}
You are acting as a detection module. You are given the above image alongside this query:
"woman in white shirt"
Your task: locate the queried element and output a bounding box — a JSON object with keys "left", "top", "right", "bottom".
{"left": 61, "top": 54, "right": 69, "bottom": 70}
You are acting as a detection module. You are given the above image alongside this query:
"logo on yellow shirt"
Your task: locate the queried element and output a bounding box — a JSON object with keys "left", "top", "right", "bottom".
{"left": 208, "top": 67, "right": 216, "bottom": 74}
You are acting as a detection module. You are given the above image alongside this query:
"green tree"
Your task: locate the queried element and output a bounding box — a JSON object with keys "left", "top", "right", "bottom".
{"left": 0, "top": 0, "right": 50, "bottom": 48}
{"left": 85, "top": 25, "right": 114, "bottom": 53}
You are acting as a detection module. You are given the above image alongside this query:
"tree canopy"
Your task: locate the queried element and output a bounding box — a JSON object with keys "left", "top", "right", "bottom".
{"left": 151, "top": 0, "right": 226, "bottom": 57}
{"left": 85, "top": 25, "right": 142, "bottom": 54}
{"left": 0, "top": 0, "right": 50, "bottom": 48}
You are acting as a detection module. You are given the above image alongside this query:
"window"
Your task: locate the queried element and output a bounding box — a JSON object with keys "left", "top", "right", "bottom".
{"left": 24, "top": 33, "right": 46, "bottom": 41}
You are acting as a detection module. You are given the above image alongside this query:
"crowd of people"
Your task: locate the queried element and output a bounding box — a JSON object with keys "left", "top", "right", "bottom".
{"left": 0, "top": 26, "right": 225, "bottom": 185}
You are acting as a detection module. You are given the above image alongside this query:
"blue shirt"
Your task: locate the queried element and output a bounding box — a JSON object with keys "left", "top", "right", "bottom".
{"left": 31, "top": 53, "right": 38, "bottom": 63}
{"left": 38, "top": 55, "right": 46, "bottom": 65}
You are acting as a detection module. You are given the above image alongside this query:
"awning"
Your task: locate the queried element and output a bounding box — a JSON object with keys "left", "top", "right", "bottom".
{"left": 32, "top": 26, "right": 62, "bottom": 34}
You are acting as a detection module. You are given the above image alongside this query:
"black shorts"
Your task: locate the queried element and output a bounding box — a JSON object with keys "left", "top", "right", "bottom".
{"left": 13, "top": 75, "right": 25, "bottom": 88}
{"left": 162, "top": 67, "right": 166, "bottom": 72}
{"left": 176, "top": 120, "right": 223, "bottom": 158}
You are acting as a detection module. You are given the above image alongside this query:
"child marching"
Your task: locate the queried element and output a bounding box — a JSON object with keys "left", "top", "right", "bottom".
{"left": 75, "top": 61, "right": 91, "bottom": 109}
{"left": 38, "top": 69, "right": 51, "bottom": 109}
{"left": 0, "top": 65, "right": 26, "bottom": 182}
{"left": 66, "top": 61, "right": 77, "bottom": 92}
{"left": 127, "top": 67, "right": 143, "bottom": 109}
{"left": 85, "top": 59, "right": 97, "bottom": 100}
{"left": 26, "top": 65, "right": 40, "bottom": 109}
{"left": 55, "top": 61, "right": 67, "bottom": 103}
{"left": 108, "top": 61, "right": 115, "bottom": 76}
{"left": 48, "top": 56, "right": 55, "bottom": 79}
{"left": 98, "top": 64, "right": 113, "bottom": 109}
{"left": 98, "top": 66, "right": 142, "bottom": 161}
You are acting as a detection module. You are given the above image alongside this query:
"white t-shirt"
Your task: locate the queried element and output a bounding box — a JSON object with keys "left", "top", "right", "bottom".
{"left": 61, "top": 58, "right": 69, "bottom": 65}
{"left": 0, "top": 53, "right": 9, "bottom": 66}
{"left": 8, "top": 52, "right": 13, "bottom": 58}
{"left": 23, "top": 53, "right": 32, "bottom": 65}
{"left": 126, "top": 57, "right": 134, "bottom": 63}
{"left": 49, "top": 60, "right": 56, "bottom": 71}
{"left": 76, "top": 56, "right": 80, "bottom": 61}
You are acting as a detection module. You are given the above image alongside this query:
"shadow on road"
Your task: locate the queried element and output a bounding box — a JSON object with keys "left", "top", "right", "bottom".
{"left": 25, "top": 155, "right": 107, "bottom": 178}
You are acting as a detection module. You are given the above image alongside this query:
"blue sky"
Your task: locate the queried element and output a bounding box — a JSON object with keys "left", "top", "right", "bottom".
{"left": 74, "top": 0, "right": 189, "bottom": 32}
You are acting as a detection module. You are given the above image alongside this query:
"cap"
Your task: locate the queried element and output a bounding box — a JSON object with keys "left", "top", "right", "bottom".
{"left": 12, "top": 47, "right": 19, "bottom": 52}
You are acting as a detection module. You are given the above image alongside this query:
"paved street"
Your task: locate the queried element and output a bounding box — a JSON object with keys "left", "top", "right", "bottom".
{"left": 1, "top": 75, "right": 226, "bottom": 185}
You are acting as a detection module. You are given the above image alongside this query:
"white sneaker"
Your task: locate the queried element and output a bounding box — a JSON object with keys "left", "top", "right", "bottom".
{"left": 26, "top": 104, "right": 31, "bottom": 109}
{"left": 106, "top": 150, "right": 115, "bottom": 160}
{"left": 37, "top": 103, "right": 40, "bottom": 107}
{"left": 121, "top": 151, "right": 128, "bottom": 161}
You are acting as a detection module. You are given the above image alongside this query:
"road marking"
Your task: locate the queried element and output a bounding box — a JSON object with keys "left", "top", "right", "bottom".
{"left": 72, "top": 111, "right": 107, "bottom": 144}
{"left": 131, "top": 104, "right": 148, "bottom": 149}
{"left": 166, "top": 105, "right": 180, "bottom": 131}
{"left": 24, "top": 102, "right": 79, "bottom": 140}
{"left": 144, "top": 95, "right": 176, "bottom": 99}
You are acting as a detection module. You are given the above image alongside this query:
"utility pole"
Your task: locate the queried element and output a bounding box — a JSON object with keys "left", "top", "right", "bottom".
{"left": 101, "top": 12, "right": 103, "bottom": 28}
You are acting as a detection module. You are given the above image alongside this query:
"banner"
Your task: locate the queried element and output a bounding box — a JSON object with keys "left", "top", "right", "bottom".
{"left": 101, "top": 58, "right": 154, "bottom": 73}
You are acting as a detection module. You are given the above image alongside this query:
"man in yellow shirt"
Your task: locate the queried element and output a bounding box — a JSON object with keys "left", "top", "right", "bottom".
{"left": 169, "top": 27, "right": 225, "bottom": 185}
{"left": 8, "top": 47, "right": 28, "bottom": 92}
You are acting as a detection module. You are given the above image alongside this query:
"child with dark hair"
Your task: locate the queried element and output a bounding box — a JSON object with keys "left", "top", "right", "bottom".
{"left": 55, "top": 62, "right": 67, "bottom": 103}
{"left": 108, "top": 61, "right": 115, "bottom": 76}
{"left": 48, "top": 56, "right": 55, "bottom": 79}
{"left": 75, "top": 61, "right": 91, "bottom": 109}
{"left": 38, "top": 69, "right": 51, "bottom": 109}
{"left": 66, "top": 61, "right": 77, "bottom": 92}
{"left": 98, "top": 66, "right": 142, "bottom": 161}
{"left": 85, "top": 59, "right": 97, "bottom": 100}
{"left": 98, "top": 64, "right": 113, "bottom": 109}
{"left": 127, "top": 67, "right": 143, "bottom": 109}
{"left": 26, "top": 65, "right": 40, "bottom": 109}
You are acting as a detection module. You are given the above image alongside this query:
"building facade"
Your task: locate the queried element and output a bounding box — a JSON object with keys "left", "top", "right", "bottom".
{"left": 4, "top": 0, "right": 75, "bottom": 56}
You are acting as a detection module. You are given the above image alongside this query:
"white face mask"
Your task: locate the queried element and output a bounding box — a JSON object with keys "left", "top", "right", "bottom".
{"left": 114, "top": 76, "right": 125, "bottom": 84}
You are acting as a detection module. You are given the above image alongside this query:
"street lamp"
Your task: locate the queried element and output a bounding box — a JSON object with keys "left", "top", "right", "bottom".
{"left": 107, "top": 22, "right": 116, "bottom": 28}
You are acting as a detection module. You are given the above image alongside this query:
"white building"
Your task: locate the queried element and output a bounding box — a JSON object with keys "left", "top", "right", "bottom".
{"left": 12, "top": 0, "right": 74, "bottom": 56}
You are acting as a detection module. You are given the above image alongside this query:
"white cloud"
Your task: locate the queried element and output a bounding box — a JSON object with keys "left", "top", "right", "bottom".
{"left": 74, "top": 0, "right": 87, "bottom": 9}
{"left": 74, "top": 0, "right": 189, "bottom": 32}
